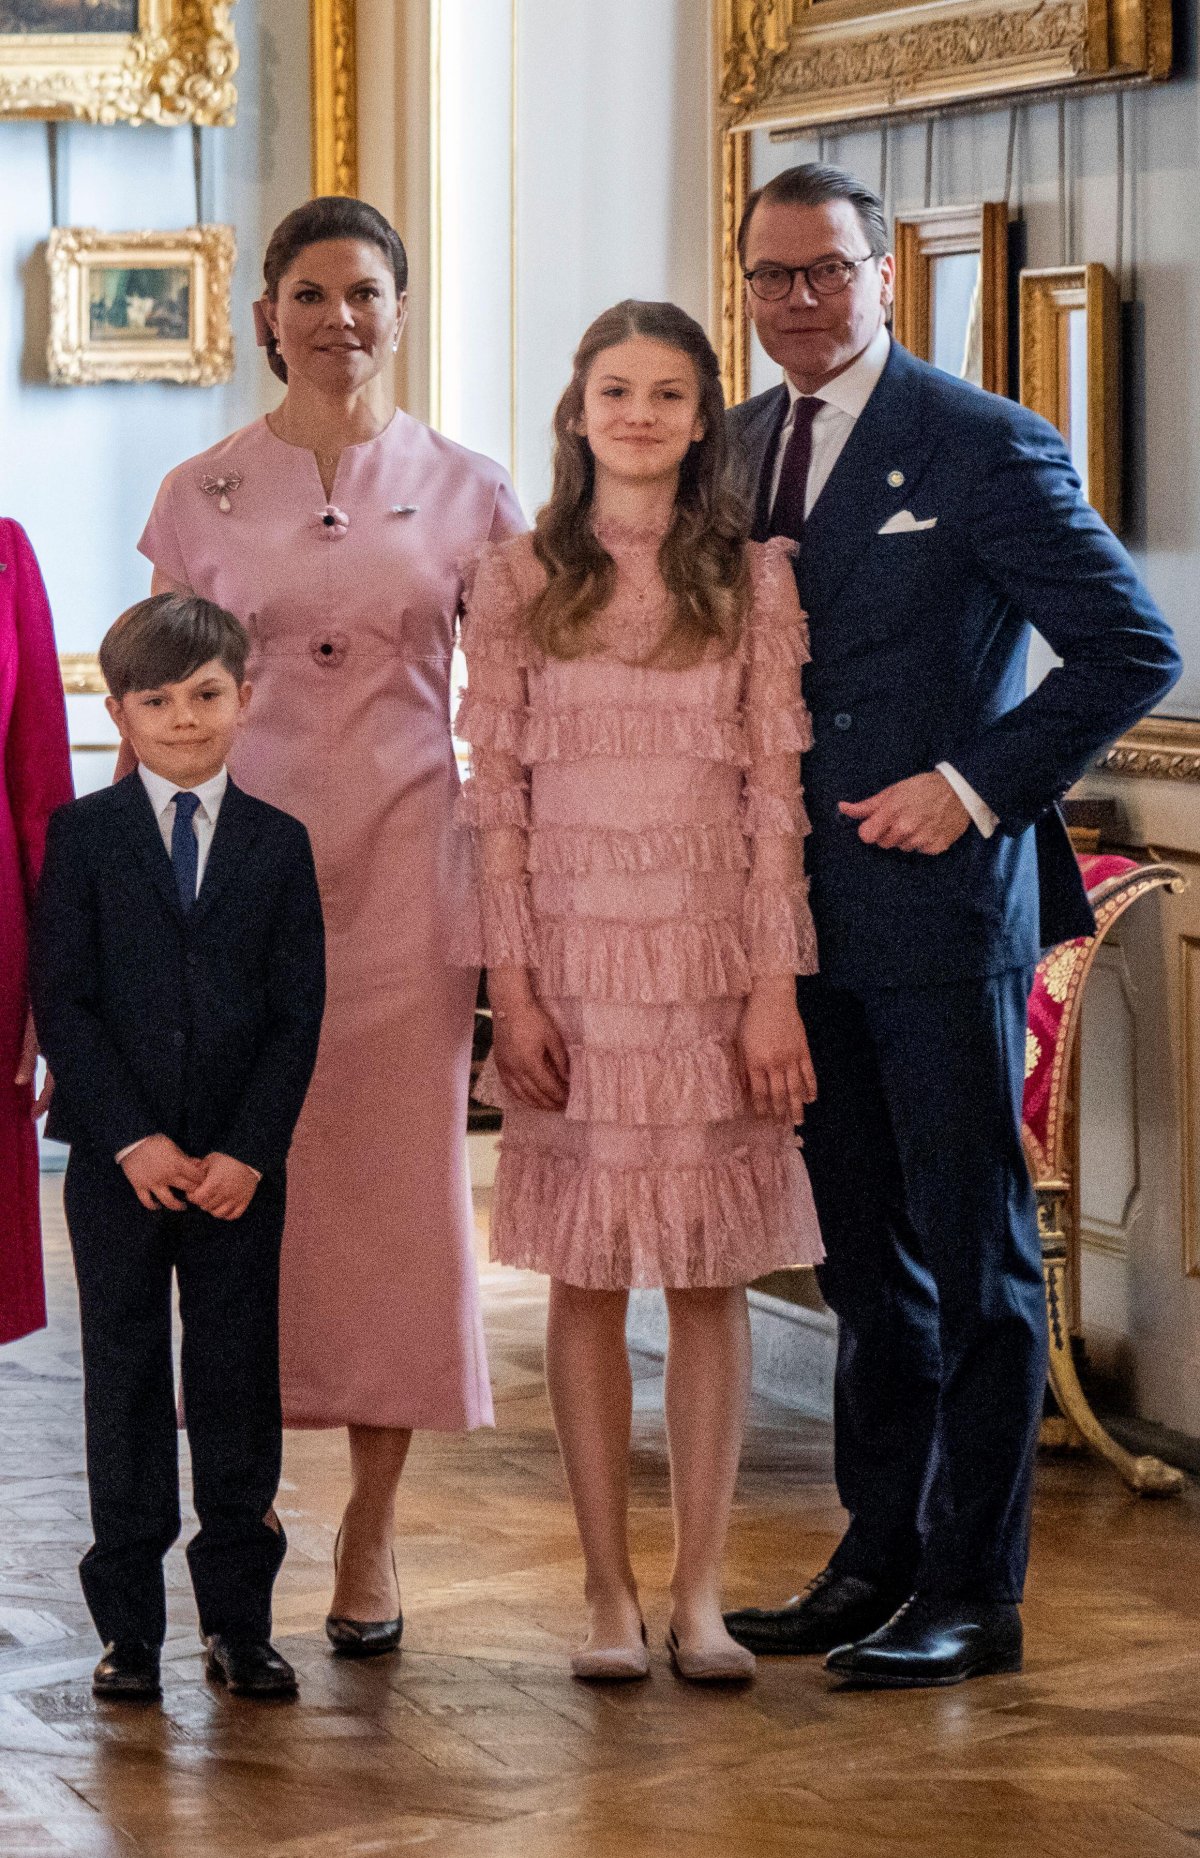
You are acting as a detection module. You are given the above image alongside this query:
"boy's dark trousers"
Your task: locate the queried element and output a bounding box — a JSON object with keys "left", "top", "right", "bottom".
{"left": 66, "top": 1150, "right": 288, "bottom": 1648}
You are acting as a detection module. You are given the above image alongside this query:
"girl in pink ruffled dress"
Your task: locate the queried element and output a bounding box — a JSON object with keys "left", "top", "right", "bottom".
{"left": 459, "top": 301, "right": 823, "bottom": 1683}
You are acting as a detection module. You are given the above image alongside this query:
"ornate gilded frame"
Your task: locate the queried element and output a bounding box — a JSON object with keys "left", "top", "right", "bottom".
{"left": 719, "top": 0, "right": 1170, "bottom": 138}
{"left": 47, "top": 224, "right": 235, "bottom": 386}
{"left": 893, "top": 203, "right": 1009, "bottom": 397}
{"left": 310, "top": 0, "right": 357, "bottom": 196}
{"left": 0, "top": 0, "right": 236, "bottom": 125}
{"left": 1019, "top": 264, "right": 1120, "bottom": 531}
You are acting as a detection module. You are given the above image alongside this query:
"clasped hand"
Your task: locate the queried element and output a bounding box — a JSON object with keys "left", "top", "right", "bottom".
{"left": 839, "top": 770, "right": 970, "bottom": 855}
{"left": 119, "top": 1136, "right": 259, "bottom": 1220}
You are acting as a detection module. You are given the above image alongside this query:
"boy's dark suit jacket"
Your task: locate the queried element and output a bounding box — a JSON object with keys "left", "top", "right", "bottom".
{"left": 31, "top": 771, "right": 325, "bottom": 1176}
{"left": 727, "top": 340, "right": 1182, "bottom": 990}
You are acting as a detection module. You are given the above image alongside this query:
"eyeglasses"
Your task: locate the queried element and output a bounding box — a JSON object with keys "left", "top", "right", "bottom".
{"left": 743, "top": 256, "right": 878, "bottom": 301}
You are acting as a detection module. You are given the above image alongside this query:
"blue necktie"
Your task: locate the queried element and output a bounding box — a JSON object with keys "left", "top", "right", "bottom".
{"left": 171, "top": 790, "right": 201, "bottom": 911}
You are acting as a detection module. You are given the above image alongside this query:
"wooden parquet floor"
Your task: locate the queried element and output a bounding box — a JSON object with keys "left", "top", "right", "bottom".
{"left": 1, "top": 1184, "right": 1199, "bottom": 1855}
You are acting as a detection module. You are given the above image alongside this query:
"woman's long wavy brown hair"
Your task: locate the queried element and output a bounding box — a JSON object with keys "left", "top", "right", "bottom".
{"left": 528, "top": 301, "right": 751, "bottom": 666}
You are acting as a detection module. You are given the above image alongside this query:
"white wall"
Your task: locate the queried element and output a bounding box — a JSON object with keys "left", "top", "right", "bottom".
{"left": 387, "top": 0, "right": 713, "bottom": 518}
{"left": 0, "top": 0, "right": 310, "bottom": 658}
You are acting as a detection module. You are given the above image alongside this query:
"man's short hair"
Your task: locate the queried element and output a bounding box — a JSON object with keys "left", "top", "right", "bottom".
{"left": 737, "top": 162, "right": 890, "bottom": 267}
{"left": 99, "top": 591, "right": 249, "bottom": 700}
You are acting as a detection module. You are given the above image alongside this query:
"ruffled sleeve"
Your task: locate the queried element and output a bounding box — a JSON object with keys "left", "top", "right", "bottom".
{"left": 455, "top": 539, "right": 540, "bottom": 970}
{"left": 741, "top": 537, "right": 818, "bottom": 977}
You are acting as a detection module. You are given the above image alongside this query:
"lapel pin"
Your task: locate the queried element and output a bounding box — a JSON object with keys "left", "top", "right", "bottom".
{"left": 887, "top": 470, "right": 905, "bottom": 488}
{"left": 391, "top": 505, "right": 419, "bottom": 516}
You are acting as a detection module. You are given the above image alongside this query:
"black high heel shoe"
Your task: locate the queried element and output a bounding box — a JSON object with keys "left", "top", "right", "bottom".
{"left": 325, "top": 1526, "right": 403, "bottom": 1658}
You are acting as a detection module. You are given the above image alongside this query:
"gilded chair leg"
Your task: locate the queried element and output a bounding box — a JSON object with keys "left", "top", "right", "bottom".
{"left": 1043, "top": 1249, "right": 1186, "bottom": 1498}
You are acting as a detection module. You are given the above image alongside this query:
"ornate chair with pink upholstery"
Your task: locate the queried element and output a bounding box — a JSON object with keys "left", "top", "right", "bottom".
{"left": 1024, "top": 853, "right": 1187, "bottom": 1495}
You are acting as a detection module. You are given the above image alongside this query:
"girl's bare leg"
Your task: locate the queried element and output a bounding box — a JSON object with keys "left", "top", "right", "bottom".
{"left": 663, "top": 1285, "right": 752, "bottom": 1654}
{"left": 545, "top": 1279, "right": 643, "bottom": 1650}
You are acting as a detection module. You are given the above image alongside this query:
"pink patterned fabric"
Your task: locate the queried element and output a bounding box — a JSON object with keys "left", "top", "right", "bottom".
{"left": 141, "top": 413, "right": 524, "bottom": 1430}
{"left": 459, "top": 521, "right": 823, "bottom": 1289}
{"left": 0, "top": 521, "right": 73, "bottom": 1345}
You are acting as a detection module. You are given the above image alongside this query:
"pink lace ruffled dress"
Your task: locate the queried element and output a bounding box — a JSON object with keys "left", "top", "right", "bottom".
{"left": 458, "top": 521, "right": 824, "bottom": 1289}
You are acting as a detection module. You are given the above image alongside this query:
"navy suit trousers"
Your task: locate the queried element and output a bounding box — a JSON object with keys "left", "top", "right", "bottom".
{"left": 797, "top": 966, "right": 1046, "bottom": 1604}
{"left": 65, "top": 1151, "right": 288, "bottom": 1647}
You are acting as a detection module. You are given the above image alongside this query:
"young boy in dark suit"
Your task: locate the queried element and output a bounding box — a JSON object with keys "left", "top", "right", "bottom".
{"left": 31, "top": 592, "right": 325, "bottom": 1702}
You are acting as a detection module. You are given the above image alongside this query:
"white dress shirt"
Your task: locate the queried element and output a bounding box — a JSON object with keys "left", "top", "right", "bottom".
{"left": 137, "top": 762, "right": 228, "bottom": 892}
{"left": 768, "top": 326, "right": 998, "bottom": 839}
{"left": 116, "top": 764, "right": 249, "bottom": 1171}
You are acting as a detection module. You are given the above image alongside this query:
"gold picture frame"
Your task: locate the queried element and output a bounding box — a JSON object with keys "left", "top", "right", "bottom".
{"left": 1019, "top": 264, "right": 1120, "bottom": 531}
{"left": 310, "top": 0, "right": 357, "bottom": 196}
{"left": 719, "top": 0, "right": 1171, "bottom": 139}
{"left": 0, "top": 0, "right": 237, "bottom": 126}
{"left": 893, "top": 203, "right": 1009, "bottom": 397}
{"left": 47, "top": 224, "right": 235, "bottom": 386}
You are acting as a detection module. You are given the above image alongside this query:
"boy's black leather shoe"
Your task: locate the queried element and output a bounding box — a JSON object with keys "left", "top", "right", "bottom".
{"left": 205, "top": 1636, "right": 298, "bottom": 1697}
{"left": 92, "top": 1641, "right": 162, "bottom": 1701}
{"left": 825, "top": 1598, "right": 1023, "bottom": 1688}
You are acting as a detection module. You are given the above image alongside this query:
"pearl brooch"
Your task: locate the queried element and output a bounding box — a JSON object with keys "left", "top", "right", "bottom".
{"left": 200, "top": 472, "right": 243, "bottom": 513}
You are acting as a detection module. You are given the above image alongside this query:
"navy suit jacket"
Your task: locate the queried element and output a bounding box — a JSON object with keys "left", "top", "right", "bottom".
{"left": 31, "top": 772, "right": 326, "bottom": 1178}
{"left": 727, "top": 340, "right": 1182, "bottom": 989}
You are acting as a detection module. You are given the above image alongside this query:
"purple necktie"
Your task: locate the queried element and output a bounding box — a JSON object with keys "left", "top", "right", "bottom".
{"left": 768, "top": 396, "right": 822, "bottom": 541}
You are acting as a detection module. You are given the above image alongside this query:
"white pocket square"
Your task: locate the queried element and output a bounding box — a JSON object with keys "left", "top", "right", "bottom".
{"left": 878, "top": 510, "right": 938, "bottom": 535}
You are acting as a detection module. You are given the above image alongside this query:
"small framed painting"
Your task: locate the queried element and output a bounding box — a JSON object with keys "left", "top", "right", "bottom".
{"left": 0, "top": 0, "right": 237, "bottom": 125}
{"left": 893, "top": 203, "right": 1010, "bottom": 397}
{"left": 1019, "top": 265, "right": 1121, "bottom": 532}
{"left": 46, "top": 224, "right": 235, "bottom": 385}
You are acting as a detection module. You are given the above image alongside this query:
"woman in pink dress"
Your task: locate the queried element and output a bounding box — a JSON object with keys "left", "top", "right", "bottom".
{"left": 138, "top": 198, "right": 524, "bottom": 1652}
{"left": 460, "top": 301, "right": 823, "bottom": 1683}
{"left": 1, "top": 520, "right": 73, "bottom": 1346}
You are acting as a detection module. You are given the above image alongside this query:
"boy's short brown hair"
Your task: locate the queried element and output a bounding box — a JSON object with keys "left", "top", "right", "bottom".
{"left": 99, "top": 591, "right": 249, "bottom": 700}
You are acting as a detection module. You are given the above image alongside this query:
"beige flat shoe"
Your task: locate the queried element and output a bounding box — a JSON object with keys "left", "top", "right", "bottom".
{"left": 570, "top": 1621, "right": 650, "bottom": 1683}
{"left": 666, "top": 1626, "right": 756, "bottom": 1684}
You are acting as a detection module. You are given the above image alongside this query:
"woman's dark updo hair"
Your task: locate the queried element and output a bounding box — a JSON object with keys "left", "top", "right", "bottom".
{"left": 260, "top": 195, "right": 409, "bottom": 384}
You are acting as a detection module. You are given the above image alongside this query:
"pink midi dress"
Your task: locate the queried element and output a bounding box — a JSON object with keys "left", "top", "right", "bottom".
{"left": 0, "top": 520, "right": 73, "bottom": 1345}
{"left": 458, "top": 520, "right": 824, "bottom": 1288}
{"left": 140, "top": 412, "right": 524, "bottom": 1428}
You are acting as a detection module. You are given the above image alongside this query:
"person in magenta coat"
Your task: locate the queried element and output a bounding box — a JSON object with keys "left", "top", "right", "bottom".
{"left": 1, "top": 518, "right": 73, "bottom": 1346}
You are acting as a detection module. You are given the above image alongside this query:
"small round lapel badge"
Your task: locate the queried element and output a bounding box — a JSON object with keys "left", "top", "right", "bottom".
{"left": 887, "top": 470, "right": 905, "bottom": 488}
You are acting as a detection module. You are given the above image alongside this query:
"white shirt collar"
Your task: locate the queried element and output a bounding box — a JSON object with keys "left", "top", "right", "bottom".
{"left": 138, "top": 762, "right": 228, "bottom": 822}
{"left": 785, "top": 324, "right": 891, "bottom": 421}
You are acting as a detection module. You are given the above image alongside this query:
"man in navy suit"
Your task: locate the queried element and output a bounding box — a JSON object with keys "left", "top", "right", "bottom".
{"left": 722, "top": 164, "right": 1181, "bottom": 1686}
{"left": 32, "top": 593, "right": 325, "bottom": 1702}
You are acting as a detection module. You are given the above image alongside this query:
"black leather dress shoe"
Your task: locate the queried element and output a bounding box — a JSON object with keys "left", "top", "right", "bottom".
{"left": 825, "top": 1597, "right": 1023, "bottom": 1688}
{"left": 204, "top": 1636, "right": 298, "bottom": 1697}
{"left": 723, "top": 1569, "right": 911, "bottom": 1656}
{"left": 93, "top": 1641, "right": 162, "bottom": 1701}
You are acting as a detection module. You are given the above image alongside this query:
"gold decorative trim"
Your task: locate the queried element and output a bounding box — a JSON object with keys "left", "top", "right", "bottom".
{"left": 893, "top": 203, "right": 1009, "bottom": 398}
{"left": 311, "top": 0, "right": 358, "bottom": 196}
{"left": 0, "top": 0, "right": 237, "bottom": 126}
{"left": 720, "top": 129, "right": 750, "bottom": 406}
{"left": 1100, "top": 719, "right": 1200, "bottom": 782}
{"left": 717, "top": 0, "right": 1169, "bottom": 137}
{"left": 59, "top": 652, "right": 105, "bottom": 695}
{"left": 1020, "top": 265, "right": 1120, "bottom": 532}
{"left": 47, "top": 224, "right": 235, "bottom": 387}
{"left": 1181, "top": 934, "right": 1200, "bottom": 1277}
